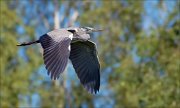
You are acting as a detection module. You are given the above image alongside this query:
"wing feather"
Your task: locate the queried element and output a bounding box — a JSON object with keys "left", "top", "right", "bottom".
{"left": 40, "top": 29, "right": 72, "bottom": 79}
{"left": 69, "top": 40, "right": 100, "bottom": 94}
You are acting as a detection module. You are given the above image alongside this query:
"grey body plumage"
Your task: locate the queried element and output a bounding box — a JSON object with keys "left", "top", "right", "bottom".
{"left": 17, "top": 27, "right": 102, "bottom": 94}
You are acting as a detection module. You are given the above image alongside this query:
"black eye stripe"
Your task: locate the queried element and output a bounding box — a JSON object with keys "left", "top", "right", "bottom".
{"left": 82, "top": 27, "right": 92, "bottom": 31}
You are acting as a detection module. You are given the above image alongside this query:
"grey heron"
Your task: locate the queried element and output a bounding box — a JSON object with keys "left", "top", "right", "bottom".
{"left": 17, "top": 27, "right": 102, "bottom": 94}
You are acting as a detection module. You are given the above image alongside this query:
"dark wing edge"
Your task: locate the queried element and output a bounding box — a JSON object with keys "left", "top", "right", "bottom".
{"left": 40, "top": 33, "right": 72, "bottom": 80}
{"left": 69, "top": 40, "right": 100, "bottom": 94}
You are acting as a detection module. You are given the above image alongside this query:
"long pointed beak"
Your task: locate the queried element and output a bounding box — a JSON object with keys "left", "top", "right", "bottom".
{"left": 92, "top": 28, "right": 104, "bottom": 32}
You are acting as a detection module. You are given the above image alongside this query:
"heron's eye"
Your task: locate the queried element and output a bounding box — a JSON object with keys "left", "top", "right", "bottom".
{"left": 81, "top": 28, "right": 88, "bottom": 31}
{"left": 82, "top": 27, "right": 92, "bottom": 32}
{"left": 85, "top": 27, "right": 92, "bottom": 31}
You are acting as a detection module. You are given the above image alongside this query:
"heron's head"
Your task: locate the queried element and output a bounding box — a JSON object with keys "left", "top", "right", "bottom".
{"left": 81, "top": 27, "right": 103, "bottom": 33}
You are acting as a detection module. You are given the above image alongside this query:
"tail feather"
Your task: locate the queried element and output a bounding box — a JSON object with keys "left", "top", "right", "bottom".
{"left": 17, "top": 40, "right": 40, "bottom": 46}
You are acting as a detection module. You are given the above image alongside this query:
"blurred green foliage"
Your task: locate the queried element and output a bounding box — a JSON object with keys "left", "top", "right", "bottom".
{"left": 79, "top": 1, "right": 180, "bottom": 108}
{"left": 0, "top": 1, "right": 66, "bottom": 107}
{"left": 0, "top": 1, "right": 42, "bottom": 107}
{"left": 0, "top": 0, "right": 179, "bottom": 108}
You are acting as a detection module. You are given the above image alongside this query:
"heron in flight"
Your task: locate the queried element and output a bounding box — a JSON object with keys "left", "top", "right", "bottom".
{"left": 17, "top": 27, "right": 102, "bottom": 94}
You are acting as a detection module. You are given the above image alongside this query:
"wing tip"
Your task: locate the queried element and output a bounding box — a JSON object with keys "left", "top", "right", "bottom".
{"left": 83, "top": 81, "right": 100, "bottom": 94}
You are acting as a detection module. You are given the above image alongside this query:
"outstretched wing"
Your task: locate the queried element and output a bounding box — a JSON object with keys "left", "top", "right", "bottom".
{"left": 40, "top": 29, "right": 73, "bottom": 80}
{"left": 69, "top": 40, "right": 100, "bottom": 94}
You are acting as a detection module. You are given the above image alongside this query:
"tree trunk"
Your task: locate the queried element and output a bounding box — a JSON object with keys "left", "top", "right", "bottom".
{"left": 53, "top": 1, "right": 79, "bottom": 107}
